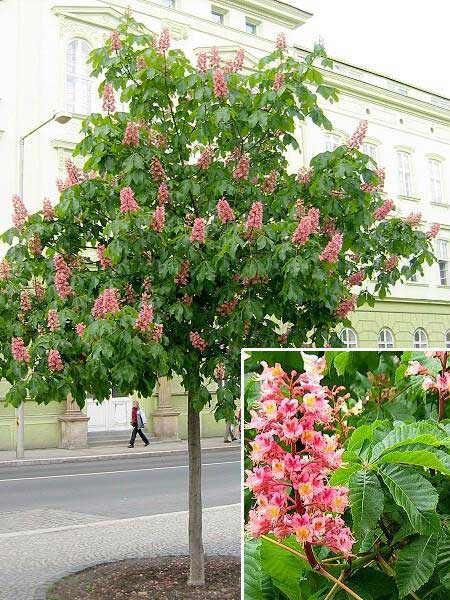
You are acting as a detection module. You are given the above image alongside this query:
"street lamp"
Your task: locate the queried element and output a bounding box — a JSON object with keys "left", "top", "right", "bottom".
{"left": 15, "top": 111, "right": 72, "bottom": 459}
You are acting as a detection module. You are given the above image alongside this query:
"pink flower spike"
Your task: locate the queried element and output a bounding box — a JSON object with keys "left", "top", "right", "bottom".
{"left": 346, "top": 120, "right": 368, "bottom": 149}
{"left": 134, "top": 303, "right": 154, "bottom": 332}
{"left": 109, "top": 30, "right": 122, "bottom": 52}
{"left": 47, "top": 309, "right": 60, "bottom": 332}
{"left": 157, "top": 27, "right": 171, "bottom": 53}
{"left": 102, "top": 83, "right": 116, "bottom": 113}
{"left": 43, "top": 198, "right": 56, "bottom": 220}
{"left": 151, "top": 205, "right": 165, "bottom": 233}
{"left": 48, "top": 349, "right": 64, "bottom": 372}
{"left": 75, "top": 322, "right": 86, "bottom": 336}
{"left": 119, "top": 187, "right": 139, "bottom": 213}
{"left": 217, "top": 197, "right": 235, "bottom": 223}
{"left": 190, "top": 217, "right": 206, "bottom": 243}
{"left": 97, "top": 244, "right": 112, "bottom": 269}
{"left": 123, "top": 122, "right": 140, "bottom": 146}
{"left": 276, "top": 32, "right": 287, "bottom": 49}
{"left": 319, "top": 232, "right": 343, "bottom": 263}
{"left": 189, "top": 331, "right": 207, "bottom": 351}
{"left": 12, "top": 195, "right": 28, "bottom": 230}
{"left": 91, "top": 288, "right": 121, "bottom": 318}
{"left": 213, "top": 68, "right": 229, "bottom": 98}
{"left": 11, "top": 337, "right": 30, "bottom": 363}
{"left": 373, "top": 199, "right": 394, "bottom": 221}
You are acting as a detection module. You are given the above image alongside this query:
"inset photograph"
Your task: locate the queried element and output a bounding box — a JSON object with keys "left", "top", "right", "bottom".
{"left": 243, "top": 350, "right": 450, "bottom": 600}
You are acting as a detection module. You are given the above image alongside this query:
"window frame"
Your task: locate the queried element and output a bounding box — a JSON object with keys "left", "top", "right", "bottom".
{"left": 437, "top": 239, "right": 450, "bottom": 286}
{"left": 445, "top": 330, "right": 450, "bottom": 349}
{"left": 428, "top": 157, "right": 444, "bottom": 204}
{"left": 66, "top": 38, "right": 92, "bottom": 116}
{"left": 211, "top": 7, "right": 226, "bottom": 24}
{"left": 245, "top": 18, "right": 258, "bottom": 35}
{"left": 161, "top": 0, "right": 176, "bottom": 8}
{"left": 361, "top": 141, "right": 378, "bottom": 163}
{"left": 378, "top": 328, "right": 395, "bottom": 349}
{"left": 324, "top": 132, "right": 342, "bottom": 152}
{"left": 339, "top": 328, "right": 358, "bottom": 349}
{"left": 397, "top": 149, "right": 413, "bottom": 197}
{"left": 413, "top": 328, "right": 428, "bottom": 349}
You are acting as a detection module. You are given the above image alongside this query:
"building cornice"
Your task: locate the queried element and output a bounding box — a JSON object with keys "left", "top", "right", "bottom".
{"left": 218, "top": 0, "right": 312, "bottom": 28}
{"left": 51, "top": 5, "right": 124, "bottom": 30}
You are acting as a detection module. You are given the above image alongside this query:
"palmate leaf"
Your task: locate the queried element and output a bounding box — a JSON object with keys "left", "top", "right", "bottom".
{"left": 349, "top": 469, "right": 384, "bottom": 538}
{"left": 371, "top": 421, "right": 449, "bottom": 461}
{"left": 244, "top": 539, "right": 274, "bottom": 600}
{"left": 436, "top": 535, "right": 450, "bottom": 590}
{"left": 395, "top": 534, "right": 439, "bottom": 598}
{"left": 378, "top": 464, "right": 439, "bottom": 534}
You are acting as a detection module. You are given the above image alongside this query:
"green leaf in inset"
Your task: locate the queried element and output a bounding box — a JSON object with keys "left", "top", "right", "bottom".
{"left": 260, "top": 535, "right": 307, "bottom": 600}
{"left": 349, "top": 469, "right": 384, "bottom": 538}
{"left": 244, "top": 539, "right": 274, "bottom": 600}
{"left": 378, "top": 464, "right": 439, "bottom": 534}
{"left": 396, "top": 534, "right": 438, "bottom": 598}
{"left": 376, "top": 449, "right": 450, "bottom": 475}
{"left": 371, "top": 421, "right": 448, "bottom": 461}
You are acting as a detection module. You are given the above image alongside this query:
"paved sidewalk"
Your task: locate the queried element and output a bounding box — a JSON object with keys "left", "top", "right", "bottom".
{"left": 0, "top": 503, "right": 240, "bottom": 600}
{"left": 0, "top": 436, "right": 240, "bottom": 467}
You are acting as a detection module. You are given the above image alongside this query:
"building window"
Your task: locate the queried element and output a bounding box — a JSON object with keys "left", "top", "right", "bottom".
{"left": 378, "top": 329, "right": 394, "bottom": 349}
{"left": 325, "top": 133, "right": 341, "bottom": 151}
{"left": 339, "top": 328, "right": 358, "bottom": 348}
{"left": 413, "top": 328, "right": 428, "bottom": 349}
{"left": 161, "top": 0, "right": 175, "bottom": 7}
{"left": 66, "top": 38, "right": 92, "bottom": 115}
{"left": 429, "top": 159, "right": 443, "bottom": 203}
{"left": 245, "top": 19, "right": 257, "bottom": 35}
{"left": 211, "top": 9, "right": 225, "bottom": 24}
{"left": 362, "top": 142, "right": 377, "bottom": 162}
{"left": 397, "top": 150, "right": 413, "bottom": 196}
{"left": 437, "top": 240, "right": 449, "bottom": 285}
{"left": 445, "top": 331, "right": 450, "bottom": 349}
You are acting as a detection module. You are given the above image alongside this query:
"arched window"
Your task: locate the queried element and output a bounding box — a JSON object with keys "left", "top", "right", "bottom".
{"left": 66, "top": 39, "right": 92, "bottom": 115}
{"left": 445, "top": 330, "right": 450, "bottom": 349}
{"left": 325, "top": 133, "right": 341, "bottom": 151}
{"left": 339, "top": 328, "right": 358, "bottom": 348}
{"left": 413, "top": 328, "right": 428, "bottom": 349}
{"left": 378, "top": 328, "right": 394, "bottom": 349}
{"left": 397, "top": 150, "right": 413, "bottom": 196}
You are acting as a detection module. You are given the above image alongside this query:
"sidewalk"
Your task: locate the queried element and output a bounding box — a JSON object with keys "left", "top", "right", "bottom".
{"left": 0, "top": 436, "right": 240, "bottom": 467}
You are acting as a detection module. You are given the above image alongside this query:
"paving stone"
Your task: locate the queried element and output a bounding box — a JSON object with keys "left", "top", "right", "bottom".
{"left": 0, "top": 508, "right": 108, "bottom": 534}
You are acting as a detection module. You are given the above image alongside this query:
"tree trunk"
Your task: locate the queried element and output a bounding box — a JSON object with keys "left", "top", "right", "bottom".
{"left": 187, "top": 394, "right": 205, "bottom": 585}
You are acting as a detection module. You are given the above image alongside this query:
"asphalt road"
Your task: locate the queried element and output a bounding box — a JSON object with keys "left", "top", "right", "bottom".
{"left": 0, "top": 449, "right": 241, "bottom": 523}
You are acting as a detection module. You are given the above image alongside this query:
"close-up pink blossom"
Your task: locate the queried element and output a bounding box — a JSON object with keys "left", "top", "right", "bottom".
{"left": 11, "top": 336, "right": 30, "bottom": 363}
{"left": 190, "top": 217, "right": 206, "bottom": 243}
{"left": 120, "top": 187, "right": 139, "bottom": 213}
{"left": 91, "top": 288, "right": 121, "bottom": 318}
{"left": 217, "top": 197, "right": 235, "bottom": 223}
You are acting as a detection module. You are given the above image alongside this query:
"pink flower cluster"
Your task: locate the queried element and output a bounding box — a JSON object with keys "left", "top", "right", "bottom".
{"left": 42, "top": 198, "right": 56, "bottom": 220}
{"left": 224, "top": 49, "right": 245, "bottom": 73}
{"left": 214, "top": 362, "right": 226, "bottom": 381}
{"left": 273, "top": 72, "right": 285, "bottom": 91}
{"left": 246, "top": 202, "right": 264, "bottom": 230}
{"left": 210, "top": 47, "right": 221, "bottom": 68}
{"left": 406, "top": 356, "right": 450, "bottom": 395}
{"left": 190, "top": 217, "right": 206, "bottom": 243}
{"left": 346, "top": 120, "right": 368, "bottom": 149}
{"left": 189, "top": 331, "right": 207, "bottom": 351}
{"left": 109, "top": 30, "right": 122, "bottom": 51}
{"left": 150, "top": 157, "right": 166, "bottom": 182}
{"left": 297, "top": 167, "right": 312, "bottom": 184}
{"left": 233, "top": 155, "right": 250, "bottom": 180}
{"left": 157, "top": 182, "right": 169, "bottom": 205}
{"left": 97, "top": 244, "right": 112, "bottom": 269}
{"left": 319, "top": 232, "right": 343, "bottom": 263}
{"left": 156, "top": 27, "right": 171, "bottom": 53}
{"left": 123, "top": 122, "right": 139, "bottom": 146}
{"left": 102, "top": 83, "right": 116, "bottom": 112}
{"left": 217, "top": 296, "right": 239, "bottom": 317}
{"left": 197, "top": 51, "right": 209, "bottom": 73}
{"left": 245, "top": 361, "right": 355, "bottom": 557}
{"left": 134, "top": 303, "right": 154, "bottom": 332}
{"left": 120, "top": 187, "right": 139, "bottom": 214}
{"left": 152, "top": 323, "right": 163, "bottom": 342}
{"left": 47, "top": 309, "right": 60, "bottom": 332}
{"left": 48, "top": 349, "right": 64, "bottom": 372}
{"left": 151, "top": 206, "right": 165, "bottom": 233}
{"left": 262, "top": 171, "right": 278, "bottom": 194}
{"left": 217, "top": 197, "right": 235, "bottom": 223}
{"left": 53, "top": 255, "right": 73, "bottom": 299}
{"left": 91, "top": 288, "right": 121, "bottom": 318}
{"left": 335, "top": 295, "right": 357, "bottom": 319}
{"left": 12, "top": 195, "right": 28, "bottom": 230}
{"left": 0, "top": 259, "right": 11, "bottom": 281}
{"left": 292, "top": 208, "right": 320, "bottom": 245}
{"left": 29, "top": 234, "right": 42, "bottom": 255}
{"left": 276, "top": 32, "right": 287, "bottom": 49}
{"left": 75, "top": 322, "right": 86, "bottom": 336}
{"left": 427, "top": 223, "right": 440, "bottom": 239}
{"left": 175, "top": 259, "right": 190, "bottom": 285}
{"left": 11, "top": 337, "right": 30, "bottom": 363}
{"left": 346, "top": 270, "right": 365, "bottom": 286}
{"left": 373, "top": 199, "right": 394, "bottom": 221}
{"left": 383, "top": 255, "right": 399, "bottom": 272}
{"left": 406, "top": 212, "right": 422, "bottom": 227}
{"left": 361, "top": 168, "right": 386, "bottom": 193}
{"left": 197, "top": 146, "right": 215, "bottom": 169}
{"left": 20, "top": 290, "right": 31, "bottom": 312}
{"left": 213, "top": 69, "right": 228, "bottom": 98}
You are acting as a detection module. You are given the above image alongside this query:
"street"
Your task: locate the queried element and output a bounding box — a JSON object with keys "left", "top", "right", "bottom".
{"left": 0, "top": 449, "right": 240, "bottom": 599}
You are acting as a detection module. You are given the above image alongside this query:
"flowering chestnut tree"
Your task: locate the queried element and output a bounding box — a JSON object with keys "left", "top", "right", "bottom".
{"left": 0, "top": 10, "right": 438, "bottom": 586}
{"left": 244, "top": 353, "right": 450, "bottom": 600}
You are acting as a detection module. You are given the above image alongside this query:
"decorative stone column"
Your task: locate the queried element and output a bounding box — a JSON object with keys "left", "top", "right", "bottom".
{"left": 58, "top": 394, "right": 90, "bottom": 449}
{"left": 151, "top": 377, "right": 180, "bottom": 440}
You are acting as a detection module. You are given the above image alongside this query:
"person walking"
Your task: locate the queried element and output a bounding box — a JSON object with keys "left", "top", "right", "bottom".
{"left": 223, "top": 419, "right": 237, "bottom": 443}
{"left": 128, "top": 400, "right": 150, "bottom": 448}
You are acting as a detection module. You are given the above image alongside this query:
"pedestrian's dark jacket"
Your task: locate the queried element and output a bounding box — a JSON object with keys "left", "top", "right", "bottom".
{"left": 131, "top": 406, "right": 138, "bottom": 426}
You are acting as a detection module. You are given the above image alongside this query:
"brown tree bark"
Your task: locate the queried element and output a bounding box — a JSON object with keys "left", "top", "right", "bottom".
{"left": 187, "top": 394, "right": 205, "bottom": 585}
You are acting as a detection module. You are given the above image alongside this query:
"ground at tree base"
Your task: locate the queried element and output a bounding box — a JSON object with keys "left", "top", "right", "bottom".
{"left": 47, "top": 556, "right": 240, "bottom": 599}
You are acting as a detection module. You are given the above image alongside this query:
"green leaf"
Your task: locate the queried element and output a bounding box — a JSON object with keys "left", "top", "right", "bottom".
{"left": 376, "top": 449, "right": 450, "bottom": 475}
{"left": 371, "top": 421, "right": 448, "bottom": 461}
{"left": 261, "top": 535, "right": 306, "bottom": 600}
{"left": 347, "top": 421, "right": 386, "bottom": 454}
{"left": 378, "top": 464, "right": 439, "bottom": 534}
{"left": 244, "top": 539, "right": 274, "bottom": 600}
{"left": 329, "top": 463, "right": 360, "bottom": 486}
{"left": 437, "top": 535, "right": 450, "bottom": 590}
{"left": 396, "top": 534, "right": 438, "bottom": 598}
{"left": 348, "top": 469, "right": 384, "bottom": 538}
{"left": 333, "top": 352, "right": 351, "bottom": 376}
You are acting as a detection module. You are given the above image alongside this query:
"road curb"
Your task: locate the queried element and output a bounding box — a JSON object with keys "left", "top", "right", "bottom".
{"left": 0, "top": 443, "right": 240, "bottom": 468}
